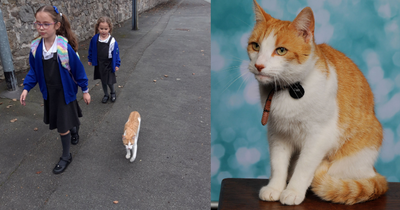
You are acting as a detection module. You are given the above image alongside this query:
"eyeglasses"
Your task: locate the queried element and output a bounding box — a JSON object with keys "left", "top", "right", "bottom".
{"left": 33, "top": 22, "right": 56, "bottom": 29}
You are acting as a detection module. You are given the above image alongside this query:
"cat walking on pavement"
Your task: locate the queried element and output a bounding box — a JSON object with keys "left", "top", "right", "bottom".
{"left": 248, "top": 0, "right": 387, "bottom": 205}
{"left": 122, "top": 111, "right": 141, "bottom": 162}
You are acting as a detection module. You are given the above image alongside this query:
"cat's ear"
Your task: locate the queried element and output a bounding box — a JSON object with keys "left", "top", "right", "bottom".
{"left": 253, "top": 0, "right": 272, "bottom": 23}
{"left": 289, "top": 7, "right": 315, "bottom": 43}
{"left": 122, "top": 135, "right": 126, "bottom": 140}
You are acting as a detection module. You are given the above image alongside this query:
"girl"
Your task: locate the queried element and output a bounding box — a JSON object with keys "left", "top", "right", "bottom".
{"left": 20, "top": 5, "right": 91, "bottom": 174}
{"left": 88, "top": 16, "right": 121, "bottom": 103}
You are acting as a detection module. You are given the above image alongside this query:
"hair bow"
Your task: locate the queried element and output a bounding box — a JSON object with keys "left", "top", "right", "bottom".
{"left": 53, "top": 6, "right": 59, "bottom": 14}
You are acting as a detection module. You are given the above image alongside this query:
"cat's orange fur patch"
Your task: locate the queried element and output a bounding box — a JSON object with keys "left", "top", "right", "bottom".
{"left": 122, "top": 111, "right": 141, "bottom": 145}
{"left": 317, "top": 43, "right": 383, "bottom": 160}
{"left": 312, "top": 161, "right": 387, "bottom": 205}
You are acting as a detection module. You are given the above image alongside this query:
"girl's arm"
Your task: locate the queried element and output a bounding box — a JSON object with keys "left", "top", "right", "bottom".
{"left": 20, "top": 89, "right": 28, "bottom": 106}
{"left": 115, "top": 41, "right": 121, "bottom": 67}
{"left": 21, "top": 53, "right": 38, "bottom": 105}
{"left": 68, "top": 45, "right": 89, "bottom": 92}
{"left": 68, "top": 46, "right": 91, "bottom": 104}
{"left": 23, "top": 53, "right": 38, "bottom": 92}
{"left": 87, "top": 37, "right": 93, "bottom": 63}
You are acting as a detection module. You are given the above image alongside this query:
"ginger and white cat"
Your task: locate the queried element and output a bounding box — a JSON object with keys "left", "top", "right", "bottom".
{"left": 247, "top": 0, "right": 387, "bottom": 205}
{"left": 122, "top": 111, "right": 141, "bottom": 162}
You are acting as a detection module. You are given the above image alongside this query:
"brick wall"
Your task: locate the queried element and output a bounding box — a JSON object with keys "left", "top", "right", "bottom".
{"left": 0, "top": 0, "right": 169, "bottom": 79}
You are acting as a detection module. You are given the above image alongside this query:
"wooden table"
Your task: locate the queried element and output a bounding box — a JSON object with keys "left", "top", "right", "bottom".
{"left": 218, "top": 178, "right": 400, "bottom": 210}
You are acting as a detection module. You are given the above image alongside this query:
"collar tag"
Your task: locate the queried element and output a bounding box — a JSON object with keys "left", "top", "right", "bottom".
{"left": 289, "top": 82, "right": 305, "bottom": 99}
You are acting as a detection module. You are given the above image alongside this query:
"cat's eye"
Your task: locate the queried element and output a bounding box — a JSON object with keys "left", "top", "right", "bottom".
{"left": 251, "top": 42, "right": 260, "bottom": 51}
{"left": 276, "top": 47, "right": 287, "bottom": 55}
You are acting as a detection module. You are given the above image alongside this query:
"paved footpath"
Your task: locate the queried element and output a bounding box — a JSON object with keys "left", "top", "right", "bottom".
{"left": 0, "top": 0, "right": 210, "bottom": 209}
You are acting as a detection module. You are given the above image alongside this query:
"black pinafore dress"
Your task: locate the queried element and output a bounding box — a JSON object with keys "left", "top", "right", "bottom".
{"left": 93, "top": 36, "right": 116, "bottom": 85}
{"left": 43, "top": 53, "right": 82, "bottom": 133}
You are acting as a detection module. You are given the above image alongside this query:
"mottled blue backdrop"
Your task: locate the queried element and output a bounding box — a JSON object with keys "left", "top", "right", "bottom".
{"left": 211, "top": 0, "right": 400, "bottom": 202}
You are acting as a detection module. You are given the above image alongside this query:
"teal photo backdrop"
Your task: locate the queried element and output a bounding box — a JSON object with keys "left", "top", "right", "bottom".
{"left": 211, "top": 0, "right": 400, "bottom": 202}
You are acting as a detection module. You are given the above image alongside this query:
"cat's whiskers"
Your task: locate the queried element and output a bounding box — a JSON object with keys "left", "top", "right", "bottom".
{"left": 221, "top": 65, "right": 243, "bottom": 72}
{"left": 222, "top": 71, "right": 251, "bottom": 93}
{"left": 237, "top": 73, "right": 252, "bottom": 91}
{"left": 225, "top": 55, "right": 247, "bottom": 63}
{"left": 219, "top": 56, "right": 255, "bottom": 92}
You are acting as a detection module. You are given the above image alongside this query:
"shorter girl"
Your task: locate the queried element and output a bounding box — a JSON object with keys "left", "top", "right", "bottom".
{"left": 20, "top": 5, "right": 90, "bottom": 174}
{"left": 88, "top": 16, "right": 121, "bottom": 103}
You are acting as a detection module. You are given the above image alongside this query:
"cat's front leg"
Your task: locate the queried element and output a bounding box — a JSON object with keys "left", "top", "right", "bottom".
{"left": 280, "top": 134, "right": 334, "bottom": 205}
{"left": 260, "top": 139, "right": 293, "bottom": 201}
{"left": 125, "top": 147, "right": 131, "bottom": 159}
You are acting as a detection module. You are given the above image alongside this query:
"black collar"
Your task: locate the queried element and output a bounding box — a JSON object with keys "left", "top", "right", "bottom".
{"left": 274, "top": 82, "right": 305, "bottom": 99}
{"left": 261, "top": 81, "right": 305, "bottom": 126}
{"left": 274, "top": 82, "right": 299, "bottom": 91}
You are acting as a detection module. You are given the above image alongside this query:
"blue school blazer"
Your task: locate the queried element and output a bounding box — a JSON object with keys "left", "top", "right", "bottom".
{"left": 88, "top": 33, "right": 121, "bottom": 73}
{"left": 23, "top": 39, "right": 89, "bottom": 105}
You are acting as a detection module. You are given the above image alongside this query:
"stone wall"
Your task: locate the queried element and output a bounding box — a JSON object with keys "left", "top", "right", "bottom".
{"left": 0, "top": 0, "right": 169, "bottom": 79}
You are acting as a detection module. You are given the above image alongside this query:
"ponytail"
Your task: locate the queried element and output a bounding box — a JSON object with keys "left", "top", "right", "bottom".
{"left": 57, "top": 14, "right": 79, "bottom": 52}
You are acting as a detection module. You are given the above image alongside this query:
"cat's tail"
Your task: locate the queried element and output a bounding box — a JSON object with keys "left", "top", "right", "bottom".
{"left": 311, "top": 160, "right": 388, "bottom": 205}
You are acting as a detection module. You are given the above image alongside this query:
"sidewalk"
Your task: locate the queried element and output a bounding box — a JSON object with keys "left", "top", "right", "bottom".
{"left": 0, "top": 0, "right": 210, "bottom": 209}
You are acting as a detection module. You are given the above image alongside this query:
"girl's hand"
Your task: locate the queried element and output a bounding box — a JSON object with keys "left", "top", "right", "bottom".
{"left": 20, "top": 89, "right": 28, "bottom": 106}
{"left": 83, "top": 92, "right": 91, "bottom": 105}
{"left": 88, "top": 62, "right": 92, "bottom": 66}
{"left": 115, "top": 67, "right": 119, "bottom": 71}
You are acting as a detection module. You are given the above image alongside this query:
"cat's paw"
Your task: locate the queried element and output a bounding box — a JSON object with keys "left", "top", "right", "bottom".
{"left": 125, "top": 154, "right": 130, "bottom": 159}
{"left": 259, "top": 186, "right": 282, "bottom": 201}
{"left": 130, "top": 156, "right": 136, "bottom": 162}
{"left": 279, "top": 189, "right": 305, "bottom": 205}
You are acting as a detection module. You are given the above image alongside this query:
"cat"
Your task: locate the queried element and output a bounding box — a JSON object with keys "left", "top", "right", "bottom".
{"left": 247, "top": 0, "right": 388, "bottom": 205}
{"left": 122, "top": 111, "right": 141, "bottom": 162}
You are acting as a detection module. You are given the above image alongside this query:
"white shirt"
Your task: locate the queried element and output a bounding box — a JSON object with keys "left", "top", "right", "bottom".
{"left": 98, "top": 34, "right": 115, "bottom": 59}
{"left": 42, "top": 36, "right": 58, "bottom": 60}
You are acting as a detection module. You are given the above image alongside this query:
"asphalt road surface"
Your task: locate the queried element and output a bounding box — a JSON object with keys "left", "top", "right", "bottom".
{"left": 0, "top": 0, "right": 210, "bottom": 209}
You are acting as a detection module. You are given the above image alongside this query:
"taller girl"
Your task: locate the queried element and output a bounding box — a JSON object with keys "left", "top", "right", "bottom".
{"left": 20, "top": 6, "right": 91, "bottom": 174}
{"left": 88, "top": 16, "right": 121, "bottom": 103}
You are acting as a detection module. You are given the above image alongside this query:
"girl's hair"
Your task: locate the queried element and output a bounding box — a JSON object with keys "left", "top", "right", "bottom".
{"left": 35, "top": 5, "right": 79, "bottom": 52}
{"left": 94, "top": 16, "right": 113, "bottom": 35}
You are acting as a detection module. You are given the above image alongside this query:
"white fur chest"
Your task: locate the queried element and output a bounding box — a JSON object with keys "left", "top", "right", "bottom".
{"left": 265, "top": 65, "right": 339, "bottom": 145}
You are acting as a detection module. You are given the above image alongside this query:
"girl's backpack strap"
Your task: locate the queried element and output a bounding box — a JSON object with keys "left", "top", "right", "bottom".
{"left": 30, "top": 37, "right": 42, "bottom": 58}
{"left": 56, "top": 36, "right": 79, "bottom": 84}
{"left": 56, "top": 36, "right": 71, "bottom": 71}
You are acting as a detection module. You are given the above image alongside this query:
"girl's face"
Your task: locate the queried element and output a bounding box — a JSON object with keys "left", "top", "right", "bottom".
{"left": 35, "top": 11, "right": 60, "bottom": 41}
{"left": 98, "top": 22, "right": 110, "bottom": 38}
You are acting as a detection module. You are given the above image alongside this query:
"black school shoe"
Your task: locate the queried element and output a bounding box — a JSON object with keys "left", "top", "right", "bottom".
{"left": 102, "top": 95, "right": 109, "bottom": 103}
{"left": 111, "top": 92, "right": 116, "bottom": 102}
{"left": 71, "top": 134, "right": 79, "bottom": 145}
{"left": 53, "top": 153, "right": 72, "bottom": 174}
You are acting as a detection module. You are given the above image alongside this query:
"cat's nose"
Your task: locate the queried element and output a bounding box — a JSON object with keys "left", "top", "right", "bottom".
{"left": 255, "top": 63, "right": 264, "bottom": 72}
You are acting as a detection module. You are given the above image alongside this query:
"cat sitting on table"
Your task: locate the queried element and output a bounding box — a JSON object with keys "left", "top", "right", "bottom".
{"left": 122, "top": 111, "right": 141, "bottom": 162}
{"left": 247, "top": 0, "right": 388, "bottom": 205}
